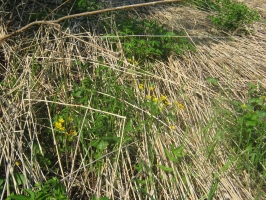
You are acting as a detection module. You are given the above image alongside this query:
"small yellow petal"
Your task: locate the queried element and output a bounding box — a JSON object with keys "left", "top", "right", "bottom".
{"left": 178, "top": 103, "right": 185, "bottom": 109}
{"left": 164, "top": 101, "right": 170, "bottom": 106}
{"left": 55, "top": 122, "right": 62, "bottom": 129}
{"left": 71, "top": 131, "right": 77, "bottom": 136}
{"left": 161, "top": 95, "right": 167, "bottom": 101}
{"left": 59, "top": 127, "right": 65, "bottom": 131}
{"left": 241, "top": 104, "right": 247, "bottom": 109}
{"left": 152, "top": 97, "right": 159, "bottom": 102}
{"left": 170, "top": 126, "right": 175, "bottom": 130}
{"left": 58, "top": 118, "right": 64, "bottom": 123}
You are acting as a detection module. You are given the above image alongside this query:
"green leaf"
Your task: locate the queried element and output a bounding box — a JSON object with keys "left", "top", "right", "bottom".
{"left": 171, "top": 145, "right": 184, "bottom": 158}
{"left": 165, "top": 149, "right": 179, "bottom": 163}
{"left": 125, "top": 119, "right": 133, "bottom": 132}
{"left": 246, "top": 120, "right": 257, "bottom": 127}
{"left": 6, "top": 195, "right": 31, "bottom": 200}
{"left": 91, "top": 139, "right": 109, "bottom": 151}
{"left": 157, "top": 164, "right": 174, "bottom": 172}
{"left": 208, "top": 174, "right": 219, "bottom": 200}
{"left": 13, "top": 173, "right": 26, "bottom": 186}
{"left": 206, "top": 77, "right": 218, "bottom": 86}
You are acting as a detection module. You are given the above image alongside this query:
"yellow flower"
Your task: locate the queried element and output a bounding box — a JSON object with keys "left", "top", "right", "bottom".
{"left": 70, "top": 130, "right": 77, "bottom": 136}
{"left": 241, "top": 104, "right": 247, "bottom": 109}
{"left": 178, "top": 103, "right": 185, "bottom": 109}
{"left": 152, "top": 97, "right": 159, "bottom": 103}
{"left": 164, "top": 101, "right": 170, "bottom": 106}
{"left": 15, "top": 161, "right": 21, "bottom": 166}
{"left": 58, "top": 118, "right": 64, "bottom": 123}
{"left": 59, "top": 127, "right": 65, "bottom": 131}
{"left": 55, "top": 122, "right": 62, "bottom": 129}
{"left": 161, "top": 95, "right": 167, "bottom": 101}
{"left": 146, "top": 95, "right": 152, "bottom": 99}
{"left": 175, "top": 101, "right": 185, "bottom": 109}
{"left": 170, "top": 126, "right": 175, "bottom": 130}
{"left": 149, "top": 86, "right": 154, "bottom": 91}
{"left": 55, "top": 122, "right": 65, "bottom": 131}
{"left": 139, "top": 84, "right": 144, "bottom": 90}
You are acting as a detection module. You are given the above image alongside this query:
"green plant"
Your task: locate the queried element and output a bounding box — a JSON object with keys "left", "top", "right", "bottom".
{"left": 6, "top": 177, "right": 68, "bottom": 200}
{"left": 209, "top": 0, "right": 260, "bottom": 31}
{"left": 105, "top": 16, "right": 195, "bottom": 62}
{"left": 68, "top": 0, "right": 102, "bottom": 12}
{"left": 229, "top": 83, "right": 266, "bottom": 174}
{"left": 190, "top": 0, "right": 221, "bottom": 11}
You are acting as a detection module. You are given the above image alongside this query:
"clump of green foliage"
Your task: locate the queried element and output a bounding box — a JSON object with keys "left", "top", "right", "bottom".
{"left": 229, "top": 83, "right": 266, "bottom": 175}
{"left": 206, "top": 79, "right": 266, "bottom": 197}
{"left": 6, "top": 177, "right": 68, "bottom": 200}
{"left": 73, "top": 0, "right": 102, "bottom": 12}
{"left": 191, "top": 0, "right": 260, "bottom": 31}
{"left": 105, "top": 16, "right": 195, "bottom": 62}
{"left": 209, "top": 0, "right": 260, "bottom": 31}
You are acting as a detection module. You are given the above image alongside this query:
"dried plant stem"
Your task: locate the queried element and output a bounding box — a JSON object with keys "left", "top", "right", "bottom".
{"left": 0, "top": 0, "right": 184, "bottom": 43}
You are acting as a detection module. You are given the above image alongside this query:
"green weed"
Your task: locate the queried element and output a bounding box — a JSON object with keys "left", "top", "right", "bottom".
{"left": 104, "top": 16, "right": 195, "bottom": 62}
{"left": 6, "top": 177, "right": 68, "bottom": 200}
{"left": 209, "top": 0, "right": 260, "bottom": 31}
{"left": 208, "top": 82, "right": 266, "bottom": 196}
{"left": 191, "top": 0, "right": 260, "bottom": 32}
{"left": 229, "top": 83, "right": 266, "bottom": 174}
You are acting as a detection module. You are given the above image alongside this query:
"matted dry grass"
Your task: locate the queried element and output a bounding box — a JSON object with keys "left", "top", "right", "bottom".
{"left": 0, "top": 1, "right": 265, "bottom": 200}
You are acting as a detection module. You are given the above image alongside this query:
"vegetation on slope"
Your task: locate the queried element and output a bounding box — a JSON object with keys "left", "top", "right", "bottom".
{"left": 0, "top": 0, "right": 265, "bottom": 199}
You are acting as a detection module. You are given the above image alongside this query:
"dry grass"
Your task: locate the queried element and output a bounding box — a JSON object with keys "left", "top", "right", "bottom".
{"left": 0, "top": 1, "right": 265, "bottom": 200}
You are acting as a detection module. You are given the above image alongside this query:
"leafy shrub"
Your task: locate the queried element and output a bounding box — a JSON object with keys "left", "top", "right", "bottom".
{"left": 210, "top": 0, "right": 260, "bottom": 31}
{"left": 74, "top": 0, "right": 102, "bottom": 12}
{"left": 105, "top": 16, "right": 195, "bottom": 62}
{"left": 191, "top": 0, "right": 260, "bottom": 31}
{"left": 6, "top": 177, "right": 68, "bottom": 200}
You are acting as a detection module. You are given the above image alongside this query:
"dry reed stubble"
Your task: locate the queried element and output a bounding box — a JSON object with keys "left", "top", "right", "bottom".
{"left": 1, "top": 2, "right": 266, "bottom": 200}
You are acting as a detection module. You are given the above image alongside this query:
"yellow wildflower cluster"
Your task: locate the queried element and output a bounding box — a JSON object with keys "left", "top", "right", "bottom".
{"left": 139, "top": 84, "right": 144, "bottom": 90}
{"left": 175, "top": 101, "right": 185, "bottom": 109}
{"left": 65, "top": 128, "right": 77, "bottom": 137}
{"left": 136, "top": 82, "right": 185, "bottom": 112}
{"left": 146, "top": 94, "right": 172, "bottom": 107}
{"left": 128, "top": 58, "right": 139, "bottom": 65}
{"left": 55, "top": 118, "right": 65, "bottom": 131}
{"left": 55, "top": 117, "right": 78, "bottom": 138}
